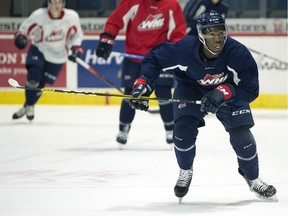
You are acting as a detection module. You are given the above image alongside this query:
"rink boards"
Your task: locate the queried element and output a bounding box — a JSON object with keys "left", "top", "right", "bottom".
{"left": 0, "top": 34, "right": 287, "bottom": 109}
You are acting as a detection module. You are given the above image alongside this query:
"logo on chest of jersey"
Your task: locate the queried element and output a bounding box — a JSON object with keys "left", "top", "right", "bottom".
{"left": 198, "top": 72, "right": 228, "bottom": 86}
{"left": 138, "top": 14, "right": 165, "bottom": 31}
{"left": 45, "top": 30, "right": 65, "bottom": 42}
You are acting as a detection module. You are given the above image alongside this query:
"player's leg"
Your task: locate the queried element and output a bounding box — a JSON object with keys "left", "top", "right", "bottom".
{"left": 154, "top": 84, "right": 174, "bottom": 144}
{"left": 217, "top": 104, "right": 277, "bottom": 201}
{"left": 172, "top": 86, "right": 205, "bottom": 203}
{"left": 13, "top": 46, "right": 63, "bottom": 121}
{"left": 116, "top": 58, "right": 141, "bottom": 148}
{"left": 117, "top": 88, "right": 135, "bottom": 145}
{"left": 12, "top": 45, "right": 45, "bottom": 121}
{"left": 173, "top": 115, "right": 199, "bottom": 201}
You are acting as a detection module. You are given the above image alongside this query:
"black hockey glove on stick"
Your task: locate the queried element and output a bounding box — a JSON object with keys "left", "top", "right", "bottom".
{"left": 129, "top": 77, "right": 153, "bottom": 111}
{"left": 68, "top": 46, "right": 84, "bottom": 62}
{"left": 200, "top": 84, "right": 235, "bottom": 114}
{"left": 14, "top": 32, "right": 28, "bottom": 50}
{"left": 95, "top": 32, "right": 115, "bottom": 60}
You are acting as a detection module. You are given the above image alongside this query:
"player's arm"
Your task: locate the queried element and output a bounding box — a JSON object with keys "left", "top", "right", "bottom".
{"left": 231, "top": 48, "right": 259, "bottom": 103}
{"left": 67, "top": 11, "right": 84, "bottom": 62}
{"left": 96, "top": 0, "right": 135, "bottom": 60}
{"left": 129, "top": 42, "right": 177, "bottom": 111}
{"left": 141, "top": 42, "right": 177, "bottom": 85}
{"left": 14, "top": 9, "right": 46, "bottom": 49}
{"left": 14, "top": 9, "right": 37, "bottom": 50}
{"left": 168, "top": 2, "right": 187, "bottom": 42}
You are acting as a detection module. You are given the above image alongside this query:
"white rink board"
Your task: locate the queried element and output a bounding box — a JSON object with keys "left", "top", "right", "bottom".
{"left": 233, "top": 36, "right": 287, "bottom": 94}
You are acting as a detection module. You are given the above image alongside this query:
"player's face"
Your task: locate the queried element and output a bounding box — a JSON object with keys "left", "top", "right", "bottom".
{"left": 202, "top": 26, "right": 226, "bottom": 55}
{"left": 48, "top": 0, "right": 64, "bottom": 18}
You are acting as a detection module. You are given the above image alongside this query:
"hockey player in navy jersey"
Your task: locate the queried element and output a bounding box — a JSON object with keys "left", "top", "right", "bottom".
{"left": 12, "top": 0, "right": 83, "bottom": 121}
{"left": 96, "top": 0, "right": 186, "bottom": 148}
{"left": 129, "top": 11, "right": 277, "bottom": 202}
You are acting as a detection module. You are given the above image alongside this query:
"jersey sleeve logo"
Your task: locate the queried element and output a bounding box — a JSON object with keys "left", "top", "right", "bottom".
{"left": 138, "top": 14, "right": 165, "bottom": 31}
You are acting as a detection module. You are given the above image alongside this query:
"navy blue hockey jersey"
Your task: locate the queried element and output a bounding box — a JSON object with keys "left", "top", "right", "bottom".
{"left": 141, "top": 35, "right": 259, "bottom": 104}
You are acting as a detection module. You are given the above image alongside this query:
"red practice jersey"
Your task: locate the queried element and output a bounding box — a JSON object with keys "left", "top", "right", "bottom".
{"left": 103, "top": 0, "right": 186, "bottom": 58}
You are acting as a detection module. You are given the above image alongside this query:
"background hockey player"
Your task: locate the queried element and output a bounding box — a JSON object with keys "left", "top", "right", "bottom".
{"left": 183, "top": 0, "right": 228, "bottom": 35}
{"left": 12, "top": 0, "right": 83, "bottom": 121}
{"left": 129, "top": 11, "right": 277, "bottom": 203}
{"left": 95, "top": 0, "right": 186, "bottom": 148}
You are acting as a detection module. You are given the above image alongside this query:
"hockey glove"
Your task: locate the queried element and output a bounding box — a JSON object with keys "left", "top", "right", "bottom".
{"left": 129, "top": 77, "right": 153, "bottom": 111}
{"left": 14, "top": 33, "right": 28, "bottom": 50}
{"left": 68, "top": 46, "right": 84, "bottom": 62}
{"left": 95, "top": 32, "right": 115, "bottom": 60}
{"left": 200, "top": 84, "right": 235, "bottom": 114}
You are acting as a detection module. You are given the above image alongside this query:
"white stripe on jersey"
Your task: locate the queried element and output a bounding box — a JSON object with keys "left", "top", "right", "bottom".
{"left": 163, "top": 64, "right": 188, "bottom": 71}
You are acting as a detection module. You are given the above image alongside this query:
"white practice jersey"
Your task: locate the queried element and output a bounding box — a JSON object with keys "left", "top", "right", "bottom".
{"left": 18, "top": 8, "right": 83, "bottom": 64}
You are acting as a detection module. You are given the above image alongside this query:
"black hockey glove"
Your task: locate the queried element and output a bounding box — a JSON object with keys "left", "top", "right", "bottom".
{"left": 129, "top": 77, "right": 153, "bottom": 111}
{"left": 14, "top": 33, "right": 28, "bottom": 50}
{"left": 68, "top": 46, "right": 84, "bottom": 62}
{"left": 200, "top": 84, "right": 235, "bottom": 114}
{"left": 95, "top": 32, "right": 115, "bottom": 60}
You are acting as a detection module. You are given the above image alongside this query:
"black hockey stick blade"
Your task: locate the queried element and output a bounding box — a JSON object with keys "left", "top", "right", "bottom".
{"left": 8, "top": 78, "right": 201, "bottom": 104}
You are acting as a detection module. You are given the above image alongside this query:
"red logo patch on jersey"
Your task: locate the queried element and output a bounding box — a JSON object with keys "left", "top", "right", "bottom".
{"left": 198, "top": 72, "right": 228, "bottom": 86}
{"left": 138, "top": 14, "right": 164, "bottom": 31}
{"left": 45, "top": 30, "right": 65, "bottom": 42}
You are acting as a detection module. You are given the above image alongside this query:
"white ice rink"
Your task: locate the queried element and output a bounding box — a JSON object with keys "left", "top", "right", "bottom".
{"left": 0, "top": 105, "right": 287, "bottom": 216}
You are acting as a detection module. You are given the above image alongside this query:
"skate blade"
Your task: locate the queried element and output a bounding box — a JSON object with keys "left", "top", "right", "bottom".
{"left": 178, "top": 197, "right": 183, "bottom": 204}
{"left": 255, "top": 193, "right": 278, "bottom": 202}
{"left": 118, "top": 144, "right": 125, "bottom": 150}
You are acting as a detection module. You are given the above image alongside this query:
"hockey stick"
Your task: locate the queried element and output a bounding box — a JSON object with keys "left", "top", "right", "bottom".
{"left": 76, "top": 58, "right": 160, "bottom": 113}
{"left": 76, "top": 57, "right": 124, "bottom": 93}
{"left": 111, "top": 52, "right": 164, "bottom": 114}
{"left": 111, "top": 51, "right": 144, "bottom": 60}
{"left": 8, "top": 78, "right": 201, "bottom": 104}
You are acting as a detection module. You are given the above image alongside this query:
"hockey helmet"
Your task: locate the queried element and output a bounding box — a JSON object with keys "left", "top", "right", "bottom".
{"left": 196, "top": 11, "right": 227, "bottom": 54}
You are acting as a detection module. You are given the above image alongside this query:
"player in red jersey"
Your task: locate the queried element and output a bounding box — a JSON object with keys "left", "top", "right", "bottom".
{"left": 96, "top": 0, "right": 186, "bottom": 149}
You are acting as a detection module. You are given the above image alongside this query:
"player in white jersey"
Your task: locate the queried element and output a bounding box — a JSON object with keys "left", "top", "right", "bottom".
{"left": 12, "top": 0, "right": 83, "bottom": 121}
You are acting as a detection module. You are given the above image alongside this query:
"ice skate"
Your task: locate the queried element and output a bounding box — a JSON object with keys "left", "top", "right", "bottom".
{"left": 245, "top": 177, "right": 278, "bottom": 202}
{"left": 12, "top": 106, "right": 26, "bottom": 119}
{"left": 166, "top": 130, "right": 173, "bottom": 144}
{"left": 26, "top": 105, "right": 34, "bottom": 121}
{"left": 238, "top": 168, "right": 277, "bottom": 202}
{"left": 174, "top": 168, "right": 193, "bottom": 204}
{"left": 116, "top": 131, "right": 128, "bottom": 149}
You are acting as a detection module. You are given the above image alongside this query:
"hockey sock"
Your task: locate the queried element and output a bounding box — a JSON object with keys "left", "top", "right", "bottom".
{"left": 174, "top": 116, "right": 199, "bottom": 170}
{"left": 229, "top": 126, "right": 259, "bottom": 180}
{"left": 25, "top": 80, "right": 42, "bottom": 106}
{"left": 119, "top": 88, "right": 135, "bottom": 131}
{"left": 155, "top": 85, "right": 174, "bottom": 131}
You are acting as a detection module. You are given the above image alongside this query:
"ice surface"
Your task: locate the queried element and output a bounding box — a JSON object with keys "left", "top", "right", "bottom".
{"left": 0, "top": 105, "right": 287, "bottom": 216}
